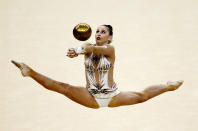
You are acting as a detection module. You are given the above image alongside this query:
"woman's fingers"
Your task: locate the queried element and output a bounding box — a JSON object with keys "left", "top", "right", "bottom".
{"left": 66, "top": 52, "right": 78, "bottom": 58}
{"left": 67, "top": 52, "right": 76, "bottom": 56}
{"left": 68, "top": 48, "right": 78, "bottom": 54}
{"left": 68, "top": 48, "right": 75, "bottom": 51}
{"left": 67, "top": 54, "right": 74, "bottom": 58}
{"left": 68, "top": 48, "right": 77, "bottom": 54}
{"left": 66, "top": 48, "right": 78, "bottom": 58}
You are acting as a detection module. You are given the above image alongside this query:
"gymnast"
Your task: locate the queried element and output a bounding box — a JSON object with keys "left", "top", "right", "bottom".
{"left": 11, "top": 24, "right": 183, "bottom": 109}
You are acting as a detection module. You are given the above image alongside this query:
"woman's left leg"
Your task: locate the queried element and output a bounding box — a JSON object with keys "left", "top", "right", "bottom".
{"left": 108, "top": 81, "right": 183, "bottom": 107}
{"left": 11, "top": 60, "right": 99, "bottom": 109}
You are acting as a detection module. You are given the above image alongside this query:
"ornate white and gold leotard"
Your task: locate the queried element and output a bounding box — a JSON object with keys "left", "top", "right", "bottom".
{"left": 85, "top": 52, "right": 120, "bottom": 107}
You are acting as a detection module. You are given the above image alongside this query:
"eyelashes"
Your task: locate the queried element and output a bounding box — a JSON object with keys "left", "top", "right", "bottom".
{"left": 96, "top": 30, "right": 106, "bottom": 34}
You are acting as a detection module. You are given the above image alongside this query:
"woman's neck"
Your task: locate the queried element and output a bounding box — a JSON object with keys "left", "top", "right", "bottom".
{"left": 96, "top": 41, "right": 108, "bottom": 46}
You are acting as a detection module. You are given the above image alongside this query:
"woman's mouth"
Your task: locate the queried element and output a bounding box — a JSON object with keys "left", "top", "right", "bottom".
{"left": 96, "top": 36, "right": 101, "bottom": 40}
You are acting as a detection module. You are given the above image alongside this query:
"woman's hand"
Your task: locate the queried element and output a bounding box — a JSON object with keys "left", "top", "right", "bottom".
{"left": 66, "top": 48, "right": 78, "bottom": 58}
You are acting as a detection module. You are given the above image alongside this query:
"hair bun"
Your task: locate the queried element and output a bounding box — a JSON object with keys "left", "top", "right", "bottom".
{"left": 103, "top": 24, "right": 113, "bottom": 36}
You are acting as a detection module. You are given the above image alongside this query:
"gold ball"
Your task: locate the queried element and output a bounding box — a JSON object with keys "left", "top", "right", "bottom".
{"left": 73, "top": 23, "right": 92, "bottom": 41}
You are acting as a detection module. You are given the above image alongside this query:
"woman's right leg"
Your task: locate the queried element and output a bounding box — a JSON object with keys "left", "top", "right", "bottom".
{"left": 11, "top": 60, "right": 99, "bottom": 109}
{"left": 108, "top": 81, "right": 183, "bottom": 107}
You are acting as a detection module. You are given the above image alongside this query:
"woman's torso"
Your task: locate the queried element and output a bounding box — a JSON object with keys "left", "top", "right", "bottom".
{"left": 84, "top": 51, "right": 115, "bottom": 93}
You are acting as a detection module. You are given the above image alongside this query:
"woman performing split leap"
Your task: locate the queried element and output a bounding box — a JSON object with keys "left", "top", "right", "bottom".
{"left": 11, "top": 24, "right": 183, "bottom": 109}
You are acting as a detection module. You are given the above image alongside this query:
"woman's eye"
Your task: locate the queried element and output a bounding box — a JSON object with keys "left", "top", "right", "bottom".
{"left": 96, "top": 30, "right": 99, "bottom": 33}
{"left": 102, "top": 31, "right": 105, "bottom": 34}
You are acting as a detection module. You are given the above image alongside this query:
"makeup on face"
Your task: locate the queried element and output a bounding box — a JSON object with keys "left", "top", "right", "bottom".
{"left": 95, "top": 26, "right": 110, "bottom": 44}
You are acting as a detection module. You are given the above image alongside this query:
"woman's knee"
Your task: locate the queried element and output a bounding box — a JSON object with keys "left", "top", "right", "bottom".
{"left": 135, "top": 92, "right": 149, "bottom": 103}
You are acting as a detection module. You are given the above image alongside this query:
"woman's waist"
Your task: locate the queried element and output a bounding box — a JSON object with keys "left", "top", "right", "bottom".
{"left": 85, "top": 71, "right": 114, "bottom": 85}
{"left": 86, "top": 83, "right": 117, "bottom": 94}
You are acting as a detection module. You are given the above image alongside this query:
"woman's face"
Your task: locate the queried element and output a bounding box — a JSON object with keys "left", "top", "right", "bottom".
{"left": 95, "top": 26, "right": 112, "bottom": 45}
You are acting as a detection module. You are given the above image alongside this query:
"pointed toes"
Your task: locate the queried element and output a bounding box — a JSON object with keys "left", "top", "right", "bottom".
{"left": 11, "top": 60, "right": 21, "bottom": 68}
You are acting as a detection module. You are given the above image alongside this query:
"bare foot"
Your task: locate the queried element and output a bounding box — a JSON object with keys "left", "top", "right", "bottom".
{"left": 167, "top": 80, "right": 184, "bottom": 91}
{"left": 11, "top": 60, "right": 33, "bottom": 77}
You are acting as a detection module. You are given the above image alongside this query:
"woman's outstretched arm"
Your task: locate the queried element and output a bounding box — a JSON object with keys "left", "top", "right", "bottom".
{"left": 75, "top": 43, "right": 115, "bottom": 57}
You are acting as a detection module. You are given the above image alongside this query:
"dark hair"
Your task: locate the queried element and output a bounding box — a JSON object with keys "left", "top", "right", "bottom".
{"left": 103, "top": 24, "right": 113, "bottom": 36}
